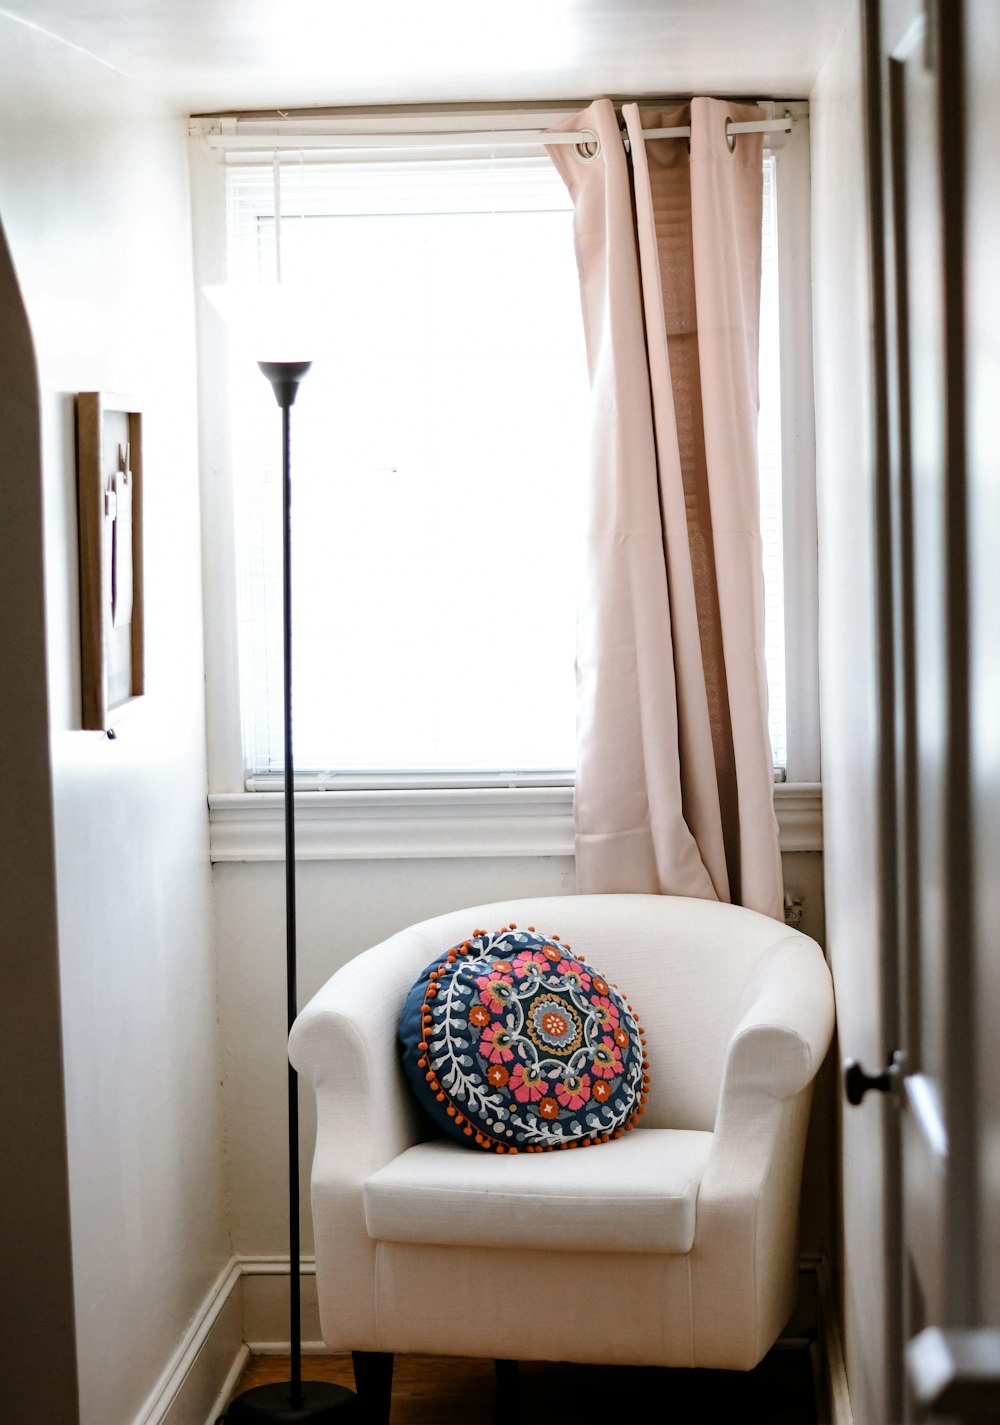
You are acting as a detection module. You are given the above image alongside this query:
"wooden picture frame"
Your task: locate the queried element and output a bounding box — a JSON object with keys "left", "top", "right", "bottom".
{"left": 76, "top": 392, "right": 145, "bottom": 730}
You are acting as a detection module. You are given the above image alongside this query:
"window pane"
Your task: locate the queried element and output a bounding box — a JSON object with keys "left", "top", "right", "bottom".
{"left": 227, "top": 160, "right": 589, "bottom": 774}
{"left": 758, "top": 154, "right": 787, "bottom": 771}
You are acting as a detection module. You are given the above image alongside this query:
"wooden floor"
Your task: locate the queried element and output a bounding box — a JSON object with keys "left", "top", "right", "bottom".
{"left": 229, "top": 1348, "right": 818, "bottom": 1424}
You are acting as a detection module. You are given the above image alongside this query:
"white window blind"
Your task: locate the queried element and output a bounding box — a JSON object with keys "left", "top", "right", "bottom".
{"left": 222, "top": 149, "right": 787, "bottom": 785}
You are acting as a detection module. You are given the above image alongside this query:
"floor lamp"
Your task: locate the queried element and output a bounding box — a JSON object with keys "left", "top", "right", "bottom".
{"left": 221, "top": 352, "right": 358, "bottom": 1423}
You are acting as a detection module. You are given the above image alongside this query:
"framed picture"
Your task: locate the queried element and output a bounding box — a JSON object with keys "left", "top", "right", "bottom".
{"left": 76, "top": 392, "right": 145, "bottom": 730}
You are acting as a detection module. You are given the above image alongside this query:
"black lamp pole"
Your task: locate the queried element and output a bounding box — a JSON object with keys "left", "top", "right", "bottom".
{"left": 225, "top": 361, "right": 357, "bottom": 1423}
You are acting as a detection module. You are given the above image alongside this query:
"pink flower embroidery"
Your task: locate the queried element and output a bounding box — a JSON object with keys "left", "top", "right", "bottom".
{"left": 556, "top": 959, "right": 592, "bottom": 991}
{"left": 592, "top": 1037, "right": 623, "bottom": 1080}
{"left": 590, "top": 994, "right": 620, "bottom": 1030}
{"left": 509, "top": 1062, "right": 548, "bottom": 1102}
{"left": 513, "top": 950, "right": 548, "bottom": 979}
{"left": 555, "top": 1073, "right": 591, "bottom": 1111}
{"left": 480, "top": 1022, "right": 515, "bottom": 1063}
{"left": 477, "top": 975, "right": 514, "bottom": 1011}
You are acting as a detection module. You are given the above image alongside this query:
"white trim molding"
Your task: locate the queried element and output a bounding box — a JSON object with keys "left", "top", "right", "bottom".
{"left": 130, "top": 1257, "right": 245, "bottom": 1425}
{"left": 774, "top": 780, "right": 823, "bottom": 851}
{"left": 209, "top": 786, "right": 577, "bottom": 862}
{"left": 208, "top": 782, "right": 822, "bottom": 862}
{"left": 127, "top": 1255, "right": 328, "bottom": 1425}
{"left": 237, "top": 1255, "right": 327, "bottom": 1356}
{"left": 816, "top": 1255, "right": 855, "bottom": 1425}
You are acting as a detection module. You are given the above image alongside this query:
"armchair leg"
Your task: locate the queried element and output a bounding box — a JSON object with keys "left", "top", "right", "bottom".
{"left": 493, "top": 1359, "right": 520, "bottom": 1425}
{"left": 352, "top": 1351, "right": 393, "bottom": 1425}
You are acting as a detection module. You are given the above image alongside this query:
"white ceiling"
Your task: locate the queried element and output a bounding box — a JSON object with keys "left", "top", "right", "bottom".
{"left": 3, "top": 0, "right": 852, "bottom": 114}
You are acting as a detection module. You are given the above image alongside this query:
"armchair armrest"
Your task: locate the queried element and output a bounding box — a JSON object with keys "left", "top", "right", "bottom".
{"left": 723, "top": 933, "right": 835, "bottom": 1101}
{"left": 690, "top": 933, "right": 834, "bottom": 1366}
{"left": 700, "top": 931, "right": 834, "bottom": 1190}
{"left": 289, "top": 929, "right": 434, "bottom": 1178}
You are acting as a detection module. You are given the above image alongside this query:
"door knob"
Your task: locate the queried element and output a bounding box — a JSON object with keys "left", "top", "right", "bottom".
{"left": 844, "top": 1057, "right": 894, "bottom": 1106}
{"left": 909, "top": 1326, "right": 1000, "bottom": 1419}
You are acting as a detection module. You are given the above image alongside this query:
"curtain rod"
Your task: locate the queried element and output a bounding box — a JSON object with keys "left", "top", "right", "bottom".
{"left": 641, "top": 117, "right": 792, "bottom": 140}
{"left": 206, "top": 129, "right": 600, "bottom": 152}
{"left": 205, "top": 115, "right": 794, "bottom": 158}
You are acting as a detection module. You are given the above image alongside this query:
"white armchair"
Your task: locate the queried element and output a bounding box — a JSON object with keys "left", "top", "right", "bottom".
{"left": 289, "top": 893, "right": 834, "bottom": 1415}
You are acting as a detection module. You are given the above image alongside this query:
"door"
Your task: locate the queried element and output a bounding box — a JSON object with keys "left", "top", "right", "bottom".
{"left": 881, "top": 0, "right": 967, "bottom": 1350}
{"left": 857, "top": 0, "right": 984, "bottom": 1419}
{"left": 964, "top": 0, "right": 1000, "bottom": 1413}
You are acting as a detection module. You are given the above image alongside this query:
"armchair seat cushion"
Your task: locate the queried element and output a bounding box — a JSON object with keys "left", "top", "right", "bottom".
{"left": 363, "top": 1127, "right": 713, "bottom": 1255}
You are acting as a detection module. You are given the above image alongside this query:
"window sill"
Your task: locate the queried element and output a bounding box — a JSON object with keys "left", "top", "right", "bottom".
{"left": 208, "top": 782, "right": 822, "bottom": 863}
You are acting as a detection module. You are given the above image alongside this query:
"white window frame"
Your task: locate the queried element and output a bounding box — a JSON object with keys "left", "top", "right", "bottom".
{"left": 191, "top": 104, "right": 821, "bottom": 863}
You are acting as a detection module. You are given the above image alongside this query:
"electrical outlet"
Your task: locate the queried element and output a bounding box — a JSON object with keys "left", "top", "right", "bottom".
{"left": 784, "top": 893, "right": 804, "bottom": 928}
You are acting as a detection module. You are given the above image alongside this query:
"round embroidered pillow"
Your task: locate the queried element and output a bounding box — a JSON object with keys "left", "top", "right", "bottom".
{"left": 398, "top": 924, "right": 650, "bottom": 1153}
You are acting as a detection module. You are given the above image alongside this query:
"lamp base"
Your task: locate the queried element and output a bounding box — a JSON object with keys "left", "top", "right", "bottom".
{"left": 224, "top": 1380, "right": 358, "bottom": 1422}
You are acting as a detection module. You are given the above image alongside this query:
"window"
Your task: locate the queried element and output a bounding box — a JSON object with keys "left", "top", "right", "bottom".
{"left": 225, "top": 157, "right": 588, "bottom": 785}
{"left": 759, "top": 153, "right": 786, "bottom": 773}
{"left": 206, "top": 116, "right": 811, "bottom": 795}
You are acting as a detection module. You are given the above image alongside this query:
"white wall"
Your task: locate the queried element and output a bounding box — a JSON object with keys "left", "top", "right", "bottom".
{"left": 0, "top": 16, "right": 229, "bottom": 1425}
{"left": 810, "top": 5, "right": 891, "bottom": 1421}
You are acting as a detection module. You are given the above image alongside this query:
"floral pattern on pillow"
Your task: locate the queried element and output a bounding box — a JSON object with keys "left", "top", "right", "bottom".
{"left": 399, "top": 925, "right": 650, "bottom": 1153}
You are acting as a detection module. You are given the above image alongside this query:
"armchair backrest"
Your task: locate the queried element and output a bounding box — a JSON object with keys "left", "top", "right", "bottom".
{"left": 385, "top": 893, "right": 823, "bottom": 1134}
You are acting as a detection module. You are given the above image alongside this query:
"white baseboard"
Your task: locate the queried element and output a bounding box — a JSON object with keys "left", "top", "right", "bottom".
{"left": 816, "top": 1256, "right": 854, "bottom": 1425}
{"left": 204, "top": 1345, "right": 251, "bottom": 1425}
{"left": 130, "top": 1257, "right": 245, "bottom": 1425}
{"left": 127, "top": 1254, "right": 324, "bottom": 1425}
{"left": 237, "top": 1254, "right": 327, "bottom": 1355}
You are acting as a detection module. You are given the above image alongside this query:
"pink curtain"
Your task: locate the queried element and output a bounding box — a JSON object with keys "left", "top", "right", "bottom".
{"left": 547, "top": 98, "right": 782, "bottom": 920}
